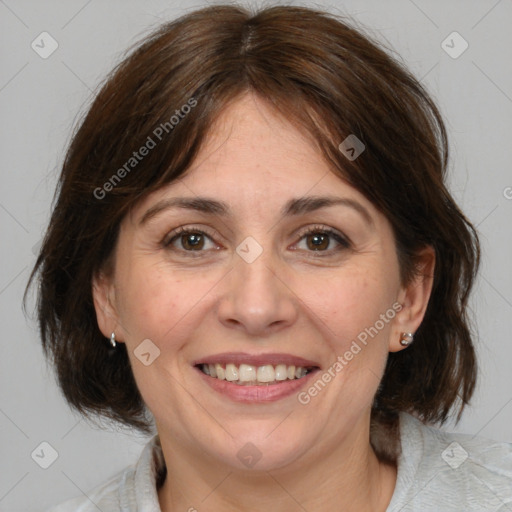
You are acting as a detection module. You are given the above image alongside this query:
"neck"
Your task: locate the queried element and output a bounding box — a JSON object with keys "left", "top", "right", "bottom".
{"left": 157, "top": 415, "right": 397, "bottom": 512}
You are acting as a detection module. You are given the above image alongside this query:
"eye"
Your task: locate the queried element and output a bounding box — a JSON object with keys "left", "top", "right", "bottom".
{"left": 163, "top": 226, "right": 220, "bottom": 253}
{"left": 294, "top": 225, "right": 350, "bottom": 254}
{"left": 162, "top": 224, "right": 351, "bottom": 257}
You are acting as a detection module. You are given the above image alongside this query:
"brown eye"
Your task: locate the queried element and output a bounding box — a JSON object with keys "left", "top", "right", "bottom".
{"left": 164, "top": 227, "right": 218, "bottom": 253}
{"left": 295, "top": 226, "right": 350, "bottom": 254}
{"left": 180, "top": 233, "right": 205, "bottom": 251}
{"left": 305, "top": 233, "right": 330, "bottom": 251}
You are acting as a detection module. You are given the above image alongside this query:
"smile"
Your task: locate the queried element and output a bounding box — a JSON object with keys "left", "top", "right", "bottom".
{"left": 197, "top": 363, "right": 316, "bottom": 386}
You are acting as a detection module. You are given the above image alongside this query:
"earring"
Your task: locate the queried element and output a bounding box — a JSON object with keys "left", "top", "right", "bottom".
{"left": 110, "top": 332, "right": 117, "bottom": 348}
{"left": 400, "top": 332, "right": 414, "bottom": 347}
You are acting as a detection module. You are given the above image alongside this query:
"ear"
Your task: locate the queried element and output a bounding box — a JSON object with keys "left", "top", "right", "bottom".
{"left": 389, "top": 245, "right": 435, "bottom": 352}
{"left": 91, "top": 271, "right": 126, "bottom": 343}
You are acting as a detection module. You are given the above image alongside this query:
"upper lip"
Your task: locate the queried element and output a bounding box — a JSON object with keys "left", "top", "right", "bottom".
{"left": 192, "top": 352, "right": 321, "bottom": 368}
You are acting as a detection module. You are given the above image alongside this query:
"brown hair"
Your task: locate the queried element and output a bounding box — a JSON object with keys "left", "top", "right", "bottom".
{"left": 25, "top": 4, "right": 480, "bottom": 457}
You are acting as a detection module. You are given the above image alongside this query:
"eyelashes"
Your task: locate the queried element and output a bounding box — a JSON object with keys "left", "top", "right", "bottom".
{"left": 295, "top": 225, "right": 351, "bottom": 252}
{"left": 162, "top": 225, "right": 220, "bottom": 254}
{"left": 162, "top": 224, "right": 351, "bottom": 257}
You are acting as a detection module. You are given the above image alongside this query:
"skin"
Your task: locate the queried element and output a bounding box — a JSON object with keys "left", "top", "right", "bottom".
{"left": 93, "top": 91, "right": 434, "bottom": 512}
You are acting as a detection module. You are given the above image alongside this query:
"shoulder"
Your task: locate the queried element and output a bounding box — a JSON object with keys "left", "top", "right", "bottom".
{"left": 388, "top": 412, "right": 512, "bottom": 511}
{"left": 44, "top": 468, "right": 132, "bottom": 511}
{"left": 45, "top": 435, "right": 163, "bottom": 512}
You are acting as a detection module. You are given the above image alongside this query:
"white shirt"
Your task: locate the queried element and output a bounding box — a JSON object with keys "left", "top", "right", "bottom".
{"left": 46, "top": 412, "right": 512, "bottom": 511}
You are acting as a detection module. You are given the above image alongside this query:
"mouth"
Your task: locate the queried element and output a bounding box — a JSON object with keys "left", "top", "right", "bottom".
{"left": 192, "top": 352, "right": 321, "bottom": 402}
{"left": 195, "top": 362, "right": 318, "bottom": 386}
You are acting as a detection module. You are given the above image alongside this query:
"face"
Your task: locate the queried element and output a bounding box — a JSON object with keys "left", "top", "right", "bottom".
{"left": 94, "top": 92, "right": 432, "bottom": 472}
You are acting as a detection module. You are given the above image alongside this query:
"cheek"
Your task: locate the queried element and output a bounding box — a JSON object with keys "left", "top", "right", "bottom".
{"left": 297, "top": 266, "right": 397, "bottom": 359}
{"left": 118, "top": 266, "right": 175, "bottom": 339}
{"left": 116, "top": 259, "right": 220, "bottom": 344}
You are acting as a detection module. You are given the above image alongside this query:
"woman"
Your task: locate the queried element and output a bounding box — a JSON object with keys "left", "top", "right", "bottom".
{"left": 27, "top": 4, "right": 511, "bottom": 511}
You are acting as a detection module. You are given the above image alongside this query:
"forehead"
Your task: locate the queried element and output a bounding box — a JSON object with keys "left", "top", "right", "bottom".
{"left": 128, "top": 92, "right": 380, "bottom": 226}
{"left": 187, "top": 92, "right": 328, "bottom": 185}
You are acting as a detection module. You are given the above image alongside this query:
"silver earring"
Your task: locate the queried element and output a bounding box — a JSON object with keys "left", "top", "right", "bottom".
{"left": 400, "top": 332, "right": 414, "bottom": 346}
{"left": 110, "top": 332, "right": 117, "bottom": 348}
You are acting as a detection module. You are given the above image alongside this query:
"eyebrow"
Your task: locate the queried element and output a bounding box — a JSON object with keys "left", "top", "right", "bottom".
{"left": 139, "top": 195, "right": 374, "bottom": 226}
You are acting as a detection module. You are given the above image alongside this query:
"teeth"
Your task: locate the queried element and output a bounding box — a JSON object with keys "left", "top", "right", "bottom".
{"left": 275, "top": 364, "right": 288, "bottom": 381}
{"left": 200, "top": 363, "right": 313, "bottom": 384}
{"left": 225, "top": 363, "right": 239, "bottom": 381}
{"left": 295, "top": 367, "right": 307, "bottom": 378}
{"left": 215, "top": 363, "right": 225, "bottom": 380}
{"left": 257, "top": 365, "right": 275, "bottom": 382}
{"left": 239, "top": 364, "right": 257, "bottom": 382}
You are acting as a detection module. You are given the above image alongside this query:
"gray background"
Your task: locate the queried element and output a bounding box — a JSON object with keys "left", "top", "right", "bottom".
{"left": 1, "top": 0, "right": 511, "bottom": 510}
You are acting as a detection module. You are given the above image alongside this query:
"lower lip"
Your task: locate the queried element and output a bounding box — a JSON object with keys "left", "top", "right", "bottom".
{"left": 194, "top": 366, "right": 320, "bottom": 403}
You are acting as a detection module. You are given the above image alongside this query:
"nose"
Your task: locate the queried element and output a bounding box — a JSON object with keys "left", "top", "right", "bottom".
{"left": 216, "top": 247, "right": 299, "bottom": 337}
